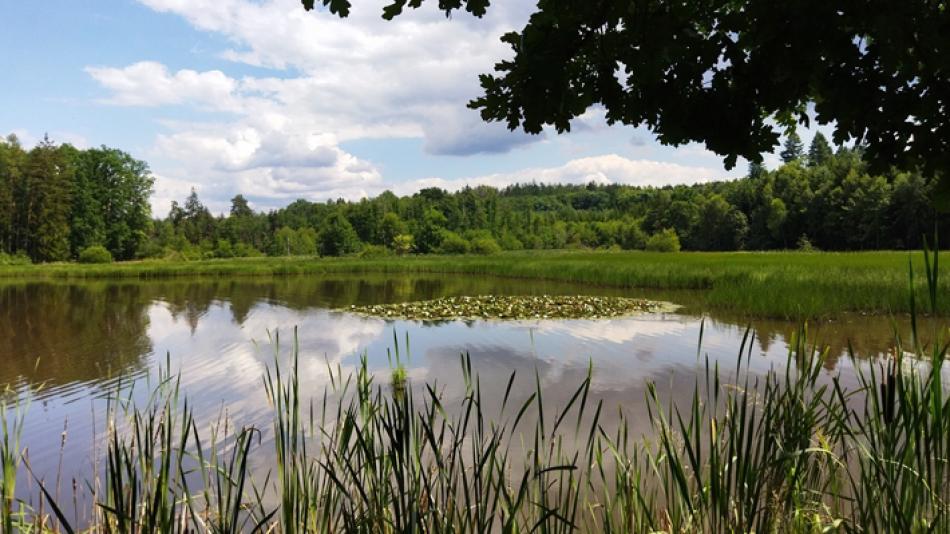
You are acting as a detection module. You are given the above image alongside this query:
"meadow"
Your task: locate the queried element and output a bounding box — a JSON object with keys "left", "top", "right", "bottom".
{"left": 0, "top": 250, "right": 946, "bottom": 318}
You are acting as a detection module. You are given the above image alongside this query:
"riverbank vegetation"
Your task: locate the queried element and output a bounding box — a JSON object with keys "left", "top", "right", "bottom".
{"left": 1, "top": 255, "right": 947, "bottom": 533}
{"left": 1, "top": 250, "right": 946, "bottom": 318}
{"left": 2, "top": 133, "right": 947, "bottom": 266}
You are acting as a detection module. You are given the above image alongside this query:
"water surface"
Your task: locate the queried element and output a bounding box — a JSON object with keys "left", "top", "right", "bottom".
{"left": 0, "top": 274, "right": 937, "bottom": 515}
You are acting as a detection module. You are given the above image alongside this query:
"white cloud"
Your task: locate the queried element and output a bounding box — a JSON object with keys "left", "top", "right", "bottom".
{"left": 395, "top": 154, "right": 730, "bottom": 196}
{"left": 85, "top": 0, "right": 546, "bottom": 211}
{"left": 87, "top": 61, "right": 241, "bottom": 110}
{"left": 85, "top": 0, "right": 738, "bottom": 213}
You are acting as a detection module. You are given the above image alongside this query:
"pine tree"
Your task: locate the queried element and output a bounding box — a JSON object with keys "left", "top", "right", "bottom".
{"left": 748, "top": 160, "right": 767, "bottom": 179}
{"left": 24, "top": 137, "right": 73, "bottom": 261}
{"left": 0, "top": 135, "right": 25, "bottom": 253}
{"left": 780, "top": 132, "right": 804, "bottom": 163}
{"left": 807, "top": 132, "right": 833, "bottom": 167}
{"left": 230, "top": 194, "right": 253, "bottom": 218}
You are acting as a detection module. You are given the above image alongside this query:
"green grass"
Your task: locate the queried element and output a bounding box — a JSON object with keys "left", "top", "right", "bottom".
{"left": 1, "top": 250, "right": 947, "bottom": 318}
{"left": 0, "top": 250, "right": 946, "bottom": 533}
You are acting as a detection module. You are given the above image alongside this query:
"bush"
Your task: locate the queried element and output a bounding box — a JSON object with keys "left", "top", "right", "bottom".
{"left": 645, "top": 228, "right": 681, "bottom": 252}
{"left": 214, "top": 239, "right": 235, "bottom": 258}
{"left": 233, "top": 243, "right": 264, "bottom": 257}
{"left": 359, "top": 244, "right": 392, "bottom": 258}
{"left": 392, "top": 234, "right": 414, "bottom": 255}
{"left": 797, "top": 234, "right": 818, "bottom": 252}
{"left": 498, "top": 231, "right": 523, "bottom": 251}
{"left": 0, "top": 251, "right": 31, "bottom": 266}
{"left": 470, "top": 237, "right": 502, "bottom": 255}
{"left": 78, "top": 245, "right": 113, "bottom": 264}
{"left": 619, "top": 221, "right": 647, "bottom": 250}
{"left": 437, "top": 231, "right": 470, "bottom": 254}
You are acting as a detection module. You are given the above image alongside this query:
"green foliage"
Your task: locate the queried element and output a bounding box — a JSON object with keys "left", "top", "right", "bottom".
{"left": 797, "top": 234, "right": 817, "bottom": 252}
{"left": 358, "top": 244, "right": 392, "bottom": 258}
{"left": 275, "top": 226, "right": 318, "bottom": 256}
{"left": 0, "top": 137, "right": 152, "bottom": 263}
{"left": 392, "top": 234, "right": 414, "bottom": 255}
{"left": 318, "top": 213, "right": 360, "bottom": 256}
{"left": 232, "top": 242, "right": 263, "bottom": 258}
{"left": 323, "top": 1, "right": 950, "bottom": 203}
{"left": 437, "top": 230, "right": 470, "bottom": 254}
{"left": 4, "top": 135, "right": 947, "bottom": 265}
{"left": 0, "top": 251, "right": 29, "bottom": 266}
{"left": 378, "top": 211, "right": 407, "bottom": 248}
{"left": 807, "top": 133, "right": 833, "bottom": 167}
{"left": 780, "top": 132, "right": 805, "bottom": 163}
{"left": 413, "top": 208, "right": 447, "bottom": 253}
{"left": 645, "top": 228, "right": 681, "bottom": 252}
{"left": 469, "top": 236, "right": 501, "bottom": 255}
{"left": 78, "top": 245, "right": 113, "bottom": 264}
{"left": 213, "top": 239, "right": 235, "bottom": 258}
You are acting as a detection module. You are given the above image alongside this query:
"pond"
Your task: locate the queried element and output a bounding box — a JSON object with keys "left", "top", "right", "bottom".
{"left": 0, "top": 273, "right": 937, "bottom": 522}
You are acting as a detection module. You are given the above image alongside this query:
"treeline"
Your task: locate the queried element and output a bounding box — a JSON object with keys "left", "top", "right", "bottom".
{"left": 148, "top": 133, "right": 946, "bottom": 259}
{"left": 2, "top": 132, "right": 947, "bottom": 263}
{"left": 0, "top": 135, "right": 153, "bottom": 263}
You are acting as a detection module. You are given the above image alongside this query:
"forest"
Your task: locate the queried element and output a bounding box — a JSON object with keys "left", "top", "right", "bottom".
{"left": 1, "top": 131, "right": 946, "bottom": 264}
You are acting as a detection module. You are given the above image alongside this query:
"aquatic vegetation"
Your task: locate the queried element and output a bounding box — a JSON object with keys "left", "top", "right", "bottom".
{"left": 1, "top": 248, "right": 947, "bottom": 532}
{"left": 1, "top": 250, "right": 947, "bottom": 318}
{"left": 347, "top": 294, "right": 671, "bottom": 321}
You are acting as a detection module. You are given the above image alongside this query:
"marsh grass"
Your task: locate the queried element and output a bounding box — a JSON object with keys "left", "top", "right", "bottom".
{"left": 1, "top": 250, "right": 947, "bottom": 318}
{"left": 2, "top": 250, "right": 948, "bottom": 532}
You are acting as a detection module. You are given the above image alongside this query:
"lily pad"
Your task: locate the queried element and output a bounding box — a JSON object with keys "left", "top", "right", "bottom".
{"left": 346, "top": 295, "right": 674, "bottom": 321}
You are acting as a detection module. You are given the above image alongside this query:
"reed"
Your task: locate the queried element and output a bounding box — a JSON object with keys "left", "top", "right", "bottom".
{"left": 2, "top": 250, "right": 947, "bottom": 532}
{"left": 1, "top": 250, "right": 947, "bottom": 318}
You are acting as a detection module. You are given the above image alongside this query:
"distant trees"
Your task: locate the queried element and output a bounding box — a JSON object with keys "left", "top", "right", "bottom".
{"left": 138, "top": 140, "right": 948, "bottom": 259}
{"left": 0, "top": 136, "right": 153, "bottom": 262}
{"left": 4, "top": 133, "right": 947, "bottom": 263}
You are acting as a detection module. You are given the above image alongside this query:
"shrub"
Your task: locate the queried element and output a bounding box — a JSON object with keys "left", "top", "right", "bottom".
{"left": 619, "top": 221, "right": 647, "bottom": 250}
{"left": 0, "top": 251, "right": 31, "bottom": 266}
{"left": 797, "top": 234, "right": 818, "bottom": 252}
{"left": 498, "top": 231, "right": 523, "bottom": 251}
{"left": 214, "top": 239, "right": 235, "bottom": 258}
{"left": 359, "top": 244, "right": 392, "bottom": 258}
{"left": 645, "top": 228, "right": 681, "bottom": 252}
{"left": 437, "top": 231, "right": 470, "bottom": 254}
{"left": 233, "top": 243, "right": 263, "bottom": 257}
{"left": 392, "top": 234, "right": 414, "bottom": 255}
{"left": 78, "top": 245, "right": 113, "bottom": 264}
{"left": 470, "top": 237, "right": 502, "bottom": 255}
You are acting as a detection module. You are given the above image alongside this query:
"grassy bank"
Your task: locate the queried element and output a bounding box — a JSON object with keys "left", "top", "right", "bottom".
{"left": 1, "top": 250, "right": 945, "bottom": 318}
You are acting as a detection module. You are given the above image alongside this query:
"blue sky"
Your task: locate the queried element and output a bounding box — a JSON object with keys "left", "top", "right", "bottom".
{"left": 1, "top": 0, "right": 803, "bottom": 215}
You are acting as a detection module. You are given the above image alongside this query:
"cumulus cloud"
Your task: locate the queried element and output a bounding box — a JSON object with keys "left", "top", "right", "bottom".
{"left": 395, "top": 154, "right": 728, "bottom": 196}
{"left": 87, "top": 61, "right": 241, "bottom": 110}
{"left": 84, "top": 0, "right": 550, "bottom": 211}
{"left": 85, "top": 0, "right": 737, "bottom": 213}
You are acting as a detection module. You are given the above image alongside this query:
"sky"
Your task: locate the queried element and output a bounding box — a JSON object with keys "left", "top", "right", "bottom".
{"left": 1, "top": 0, "right": 799, "bottom": 216}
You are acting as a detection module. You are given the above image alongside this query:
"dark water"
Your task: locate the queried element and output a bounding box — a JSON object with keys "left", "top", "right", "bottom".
{"left": 0, "top": 274, "right": 941, "bottom": 514}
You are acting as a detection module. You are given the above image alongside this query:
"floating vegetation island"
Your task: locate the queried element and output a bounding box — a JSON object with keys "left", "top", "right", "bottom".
{"left": 347, "top": 295, "right": 674, "bottom": 321}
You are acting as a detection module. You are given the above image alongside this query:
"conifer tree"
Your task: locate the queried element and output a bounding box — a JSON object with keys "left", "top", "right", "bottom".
{"left": 807, "top": 133, "right": 833, "bottom": 167}
{"left": 23, "top": 137, "right": 73, "bottom": 261}
{"left": 780, "top": 133, "right": 804, "bottom": 163}
{"left": 0, "top": 135, "right": 24, "bottom": 253}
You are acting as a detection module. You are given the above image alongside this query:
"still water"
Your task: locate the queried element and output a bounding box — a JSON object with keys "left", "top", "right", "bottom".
{"left": 0, "top": 274, "right": 933, "bottom": 510}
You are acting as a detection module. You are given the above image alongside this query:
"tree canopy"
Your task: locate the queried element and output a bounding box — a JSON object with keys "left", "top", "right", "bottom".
{"left": 302, "top": 0, "right": 949, "bottom": 206}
